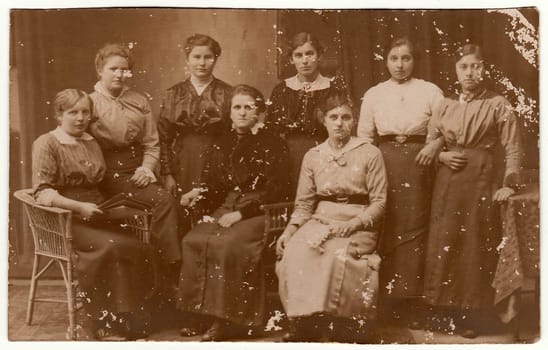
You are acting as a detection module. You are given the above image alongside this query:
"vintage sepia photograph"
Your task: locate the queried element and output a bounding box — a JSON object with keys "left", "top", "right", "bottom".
{"left": 4, "top": 0, "right": 541, "bottom": 347}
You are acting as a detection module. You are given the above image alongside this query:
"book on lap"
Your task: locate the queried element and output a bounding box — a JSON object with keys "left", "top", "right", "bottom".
{"left": 97, "top": 193, "right": 151, "bottom": 220}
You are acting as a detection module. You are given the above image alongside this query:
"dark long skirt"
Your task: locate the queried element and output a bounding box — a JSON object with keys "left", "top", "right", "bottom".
{"left": 72, "top": 218, "right": 157, "bottom": 318}
{"left": 424, "top": 148, "right": 501, "bottom": 309}
{"left": 176, "top": 192, "right": 267, "bottom": 327}
{"left": 378, "top": 140, "right": 433, "bottom": 298}
{"left": 286, "top": 134, "right": 320, "bottom": 198}
{"left": 172, "top": 133, "right": 214, "bottom": 194}
{"left": 100, "top": 145, "right": 181, "bottom": 263}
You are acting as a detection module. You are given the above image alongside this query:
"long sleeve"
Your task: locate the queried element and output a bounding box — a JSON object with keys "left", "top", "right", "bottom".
{"left": 288, "top": 151, "right": 317, "bottom": 227}
{"left": 238, "top": 136, "right": 290, "bottom": 219}
{"left": 32, "top": 136, "right": 60, "bottom": 206}
{"left": 426, "top": 99, "right": 447, "bottom": 144}
{"left": 495, "top": 98, "right": 522, "bottom": 187}
{"left": 265, "top": 83, "right": 288, "bottom": 136}
{"left": 198, "top": 145, "right": 229, "bottom": 212}
{"left": 140, "top": 99, "right": 160, "bottom": 171}
{"left": 357, "top": 90, "right": 377, "bottom": 143}
{"left": 357, "top": 148, "right": 387, "bottom": 230}
{"left": 157, "top": 90, "right": 177, "bottom": 176}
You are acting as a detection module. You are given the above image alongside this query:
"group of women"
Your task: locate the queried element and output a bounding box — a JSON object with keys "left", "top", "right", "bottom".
{"left": 30, "top": 30, "right": 522, "bottom": 342}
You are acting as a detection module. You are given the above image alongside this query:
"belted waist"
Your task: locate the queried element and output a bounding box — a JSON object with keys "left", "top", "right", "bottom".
{"left": 379, "top": 134, "right": 426, "bottom": 144}
{"left": 316, "top": 194, "right": 369, "bottom": 205}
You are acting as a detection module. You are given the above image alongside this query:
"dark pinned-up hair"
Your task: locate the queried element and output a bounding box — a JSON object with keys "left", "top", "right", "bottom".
{"left": 94, "top": 43, "right": 134, "bottom": 73}
{"left": 230, "top": 84, "right": 266, "bottom": 114}
{"left": 455, "top": 43, "right": 484, "bottom": 64}
{"left": 318, "top": 91, "right": 355, "bottom": 117}
{"left": 184, "top": 34, "right": 222, "bottom": 59}
{"left": 53, "top": 89, "right": 92, "bottom": 122}
{"left": 384, "top": 36, "right": 419, "bottom": 60}
{"left": 288, "top": 32, "right": 324, "bottom": 58}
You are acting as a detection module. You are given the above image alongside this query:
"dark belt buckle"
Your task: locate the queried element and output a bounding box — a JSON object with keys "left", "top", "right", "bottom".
{"left": 395, "top": 135, "right": 408, "bottom": 144}
{"left": 335, "top": 196, "right": 349, "bottom": 204}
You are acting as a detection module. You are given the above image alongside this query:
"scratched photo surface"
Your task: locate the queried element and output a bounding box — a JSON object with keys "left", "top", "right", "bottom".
{"left": 7, "top": 7, "right": 539, "bottom": 345}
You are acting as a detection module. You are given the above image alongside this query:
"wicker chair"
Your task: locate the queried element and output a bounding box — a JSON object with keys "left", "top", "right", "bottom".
{"left": 13, "top": 189, "right": 152, "bottom": 340}
{"left": 260, "top": 201, "right": 294, "bottom": 292}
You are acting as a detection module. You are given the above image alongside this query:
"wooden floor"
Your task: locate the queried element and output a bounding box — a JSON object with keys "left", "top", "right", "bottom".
{"left": 7, "top": 279, "right": 539, "bottom": 344}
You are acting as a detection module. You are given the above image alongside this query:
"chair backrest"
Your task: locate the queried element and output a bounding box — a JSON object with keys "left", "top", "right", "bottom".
{"left": 13, "top": 189, "right": 72, "bottom": 261}
{"left": 122, "top": 213, "right": 151, "bottom": 244}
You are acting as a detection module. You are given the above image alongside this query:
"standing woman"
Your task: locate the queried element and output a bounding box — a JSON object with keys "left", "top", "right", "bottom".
{"left": 158, "top": 34, "right": 232, "bottom": 198}
{"left": 267, "top": 31, "right": 347, "bottom": 195}
{"left": 424, "top": 44, "right": 521, "bottom": 338}
{"left": 88, "top": 43, "right": 181, "bottom": 291}
{"left": 357, "top": 36, "right": 444, "bottom": 327}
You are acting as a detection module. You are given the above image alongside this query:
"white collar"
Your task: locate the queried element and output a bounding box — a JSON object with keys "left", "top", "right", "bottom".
{"left": 94, "top": 81, "right": 129, "bottom": 99}
{"left": 284, "top": 74, "right": 331, "bottom": 92}
{"left": 50, "top": 127, "right": 94, "bottom": 145}
{"left": 316, "top": 136, "right": 368, "bottom": 155}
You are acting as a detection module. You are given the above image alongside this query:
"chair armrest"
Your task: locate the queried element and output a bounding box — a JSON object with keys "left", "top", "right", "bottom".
{"left": 260, "top": 201, "right": 295, "bottom": 212}
{"left": 13, "top": 189, "right": 71, "bottom": 215}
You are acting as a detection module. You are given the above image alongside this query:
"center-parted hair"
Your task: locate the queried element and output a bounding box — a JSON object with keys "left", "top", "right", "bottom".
{"left": 287, "top": 32, "right": 324, "bottom": 58}
{"left": 184, "top": 34, "right": 222, "bottom": 59}
{"left": 53, "top": 89, "right": 92, "bottom": 122}
{"left": 230, "top": 84, "right": 266, "bottom": 114}
{"left": 318, "top": 91, "right": 354, "bottom": 116}
{"left": 94, "top": 43, "right": 134, "bottom": 73}
{"left": 384, "top": 36, "right": 419, "bottom": 61}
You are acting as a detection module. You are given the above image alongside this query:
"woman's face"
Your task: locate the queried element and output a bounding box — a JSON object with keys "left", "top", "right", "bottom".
{"left": 456, "top": 53, "right": 484, "bottom": 93}
{"left": 97, "top": 55, "right": 131, "bottom": 95}
{"left": 323, "top": 104, "right": 355, "bottom": 143}
{"left": 58, "top": 98, "right": 91, "bottom": 137}
{"left": 230, "top": 94, "right": 259, "bottom": 133}
{"left": 290, "top": 42, "right": 320, "bottom": 80}
{"left": 187, "top": 45, "right": 216, "bottom": 79}
{"left": 386, "top": 44, "right": 414, "bottom": 82}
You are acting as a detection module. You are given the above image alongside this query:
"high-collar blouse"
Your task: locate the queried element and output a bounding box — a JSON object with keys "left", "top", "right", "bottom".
{"left": 426, "top": 89, "right": 522, "bottom": 186}
{"left": 89, "top": 82, "right": 160, "bottom": 171}
{"left": 358, "top": 78, "right": 444, "bottom": 143}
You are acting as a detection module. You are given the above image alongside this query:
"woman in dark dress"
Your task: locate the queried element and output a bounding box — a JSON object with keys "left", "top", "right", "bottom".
{"left": 266, "top": 31, "right": 347, "bottom": 195}
{"left": 423, "top": 44, "right": 522, "bottom": 338}
{"left": 176, "top": 85, "right": 289, "bottom": 341}
{"left": 32, "top": 89, "right": 156, "bottom": 340}
{"left": 158, "top": 34, "right": 233, "bottom": 197}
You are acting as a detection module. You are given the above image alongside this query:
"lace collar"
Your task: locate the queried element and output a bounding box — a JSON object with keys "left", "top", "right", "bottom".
{"left": 285, "top": 74, "right": 331, "bottom": 92}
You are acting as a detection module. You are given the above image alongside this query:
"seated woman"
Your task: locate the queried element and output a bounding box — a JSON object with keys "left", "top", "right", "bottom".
{"left": 276, "top": 93, "right": 387, "bottom": 342}
{"left": 176, "top": 85, "right": 290, "bottom": 341}
{"left": 31, "top": 89, "right": 156, "bottom": 340}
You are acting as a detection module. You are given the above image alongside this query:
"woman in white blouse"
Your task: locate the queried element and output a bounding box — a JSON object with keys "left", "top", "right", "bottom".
{"left": 357, "top": 36, "right": 444, "bottom": 329}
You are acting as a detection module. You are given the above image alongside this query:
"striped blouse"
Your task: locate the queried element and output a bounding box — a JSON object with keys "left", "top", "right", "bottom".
{"left": 32, "top": 127, "right": 106, "bottom": 206}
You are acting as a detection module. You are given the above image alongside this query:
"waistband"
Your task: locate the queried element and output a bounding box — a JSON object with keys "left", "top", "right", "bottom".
{"left": 103, "top": 143, "right": 143, "bottom": 172}
{"left": 317, "top": 194, "right": 369, "bottom": 205}
{"left": 379, "top": 134, "right": 426, "bottom": 144}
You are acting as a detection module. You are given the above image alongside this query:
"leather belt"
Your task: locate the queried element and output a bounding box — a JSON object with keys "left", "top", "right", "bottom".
{"left": 317, "top": 194, "right": 369, "bottom": 205}
{"left": 379, "top": 134, "right": 426, "bottom": 144}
